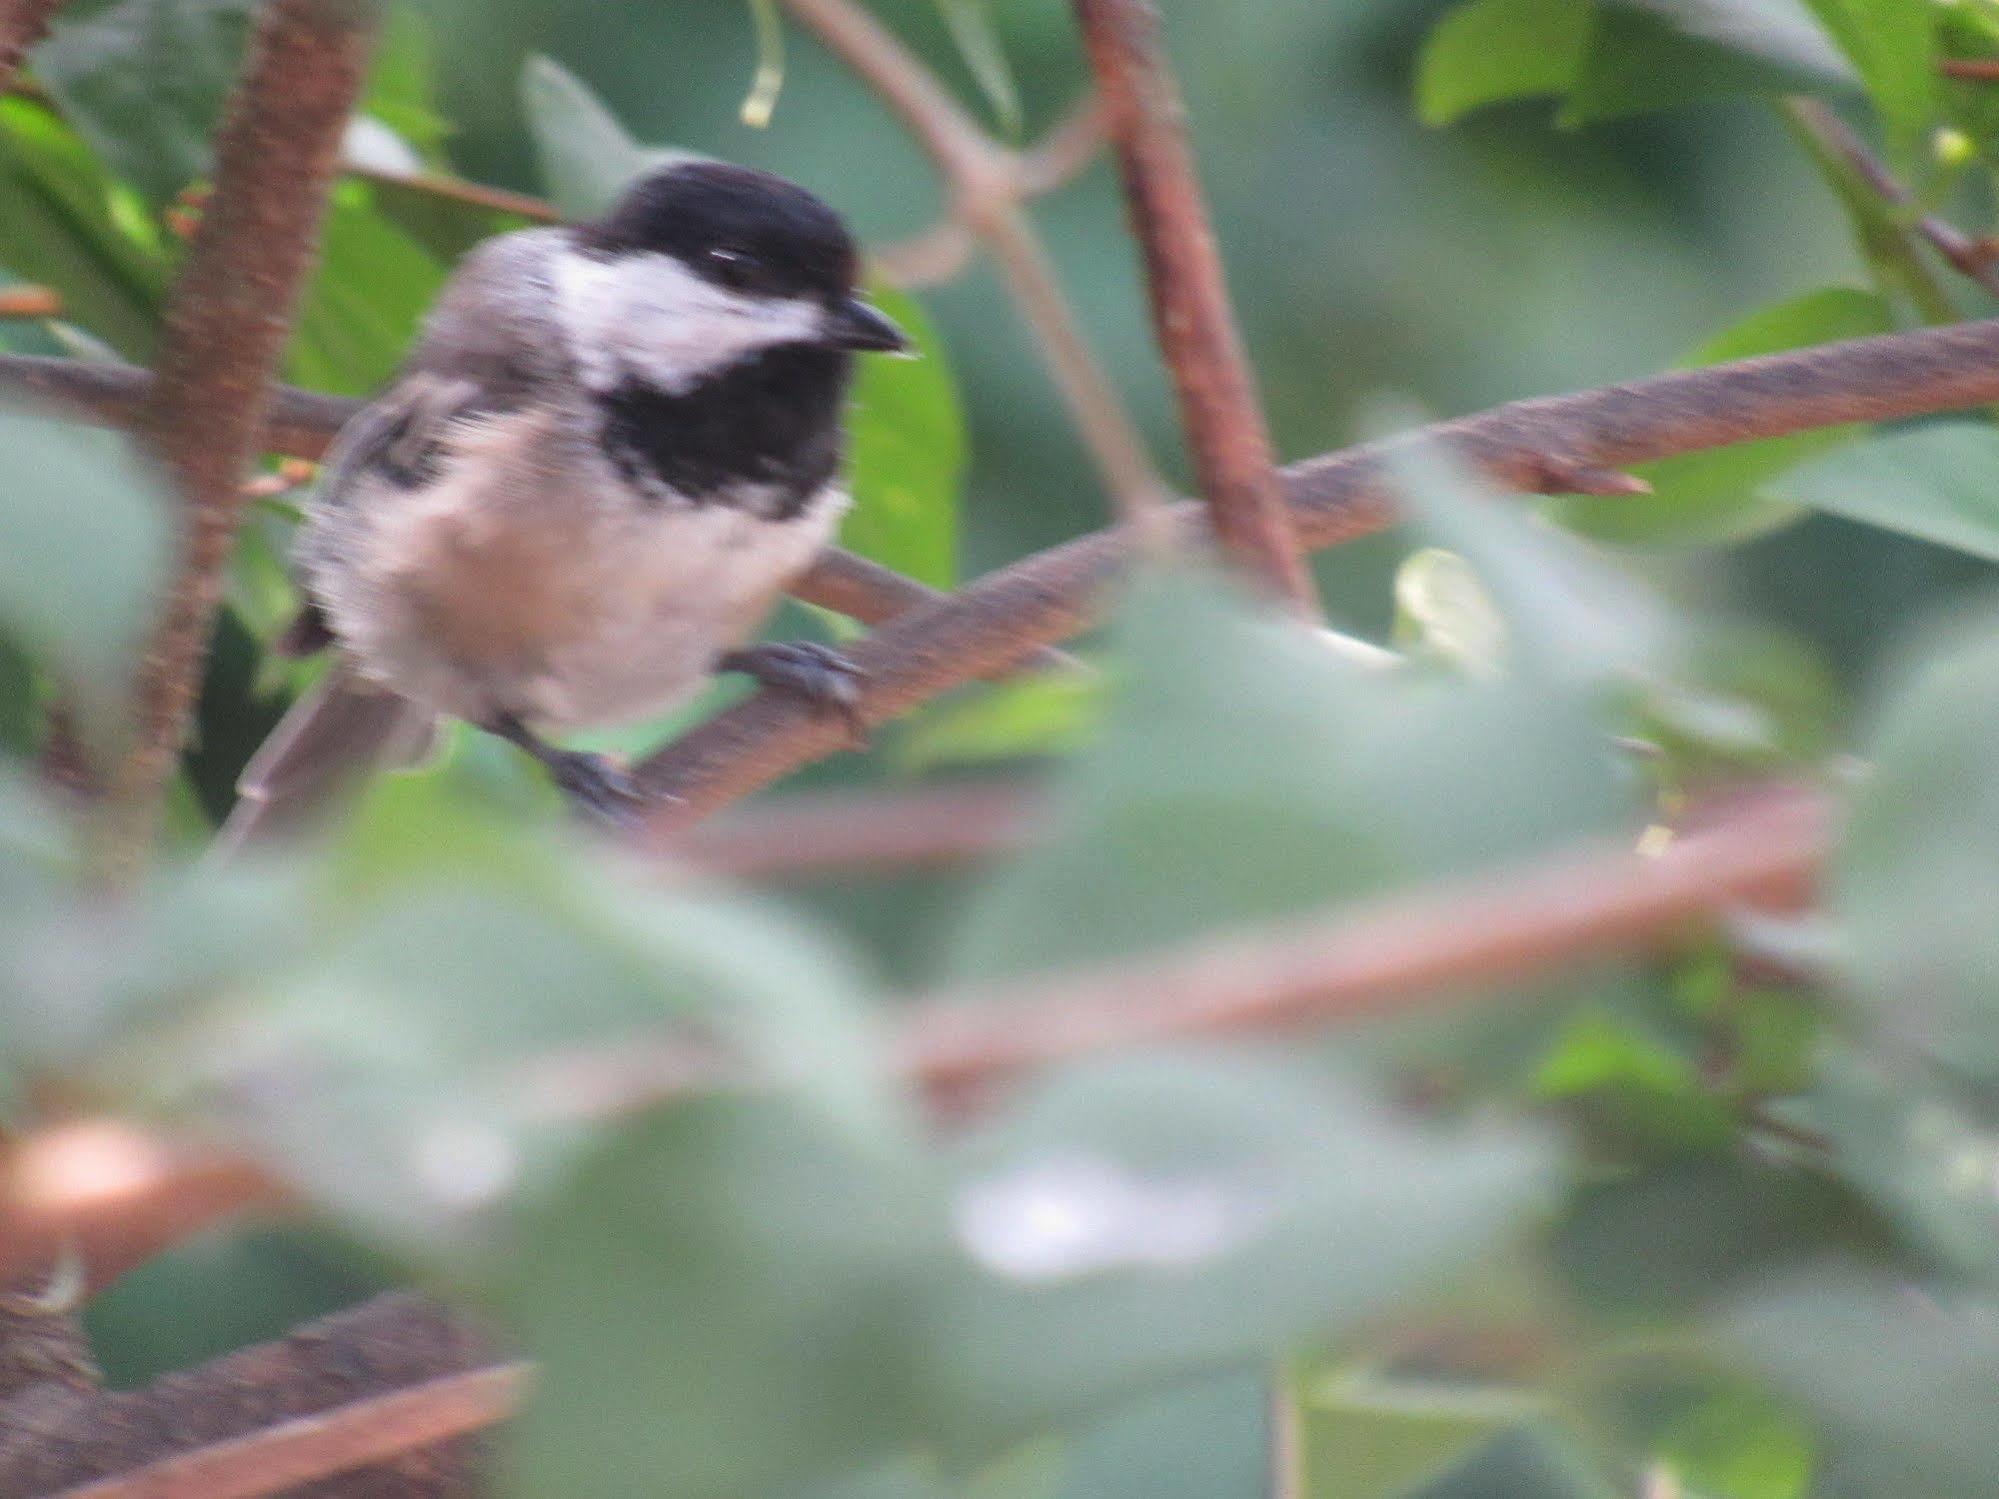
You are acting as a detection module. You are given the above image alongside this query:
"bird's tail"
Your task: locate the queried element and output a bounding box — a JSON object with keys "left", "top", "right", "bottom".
{"left": 215, "top": 664, "right": 437, "bottom": 853}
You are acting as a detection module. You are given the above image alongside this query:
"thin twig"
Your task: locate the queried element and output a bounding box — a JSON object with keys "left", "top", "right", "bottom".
{"left": 630, "top": 313, "right": 1999, "bottom": 824}
{"left": 1941, "top": 58, "right": 1999, "bottom": 81}
{"left": 1071, "top": 0, "right": 1315, "bottom": 611}
{"left": 47, "top": 1363, "right": 527, "bottom": 1499}
{"left": 782, "top": 0, "right": 1170, "bottom": 527}
{"left": 1788, "top": 97, "right": 1999, "bottom": 297}
{"left": 0, "top": 785, "right": 1827, "bottom": 1283}
{"left": 0, "top": 0, "right": 66, "bottom": 87}
{"left": 100, "top": 0, "right": 375, "bottom": 874}
{"left": 344, "top": 161, "right": 560, "bottom": 222}
{"left": 875, "top": 95, "right": 1104, "bottom": 288}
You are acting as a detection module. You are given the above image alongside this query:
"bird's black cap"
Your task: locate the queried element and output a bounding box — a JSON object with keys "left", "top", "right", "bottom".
{"left": 571, "top": 160, "right": 861, "bottom": 305}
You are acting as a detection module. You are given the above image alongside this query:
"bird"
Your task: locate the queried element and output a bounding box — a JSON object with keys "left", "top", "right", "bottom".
{"left": 219, "top": 159, "right": 909, "bottom": 848}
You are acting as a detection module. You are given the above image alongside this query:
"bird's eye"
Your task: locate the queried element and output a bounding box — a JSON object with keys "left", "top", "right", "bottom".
{"left": 705, "top": 247, "right": 765, "bottom": 291}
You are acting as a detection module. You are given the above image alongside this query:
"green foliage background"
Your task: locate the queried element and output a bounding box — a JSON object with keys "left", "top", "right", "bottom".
{"left": 9, "top": 2, "right": 1999, "bottom": 1497}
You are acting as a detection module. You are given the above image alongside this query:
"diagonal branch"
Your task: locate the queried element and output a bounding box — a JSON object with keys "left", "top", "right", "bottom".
{"left": 100, "top": 0, "right": 376, "bottom": 873}
{"left": 0, "top": 355, "right": 1073, "bottom": 673}
{"left": 0, "top": 1293, "right": 492, "bottom": 1497}
{"left": 1070, "top": 0, "right": 1315, "bottom": 611}
{"left": 630, "top": 313, "right": 1999, "bottom": 823}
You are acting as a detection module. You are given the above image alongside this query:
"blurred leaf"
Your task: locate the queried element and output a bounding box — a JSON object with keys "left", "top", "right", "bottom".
{"left": 289, "top": 187, "right": 447, "bottom": 395}
{"left": 1727, "top": 1271, "right": 1999, "bottom": 1498}
{"left": 360, "top": 4, "right": 453, "bottom": 164}
{"left": 0, "top": 99, "right": 168, "bottom": 360}
{"left": 899, "top": 670, "right": 1103, "bottom": 769}
{"left": 1655, "top": 1385, "right": 1814, "bottom": 1499}
{"left": 1412, "top": 1422, "right": 1619, "bottom": 1498}
{"left": 1549, "top": 286, "right": 1890, "bottom": 545}
{"left": 1563, "top": 0, "right": 1852, "bottom": 124}
{"left": 504, "top": 1098, "right": 934, "bottom": 1499}
{"left": 1803, "top": 1047, "right": 1999, "bottom": 1282}
{"left": 1802, "top": 0, "right": 1935, "bottom": 158}
{"left": 937, "top": 0, "right": 1023, "bottom": 136}
{"left": 1833, "top": 612, "right": 1999, "bottom": 1080}
{"left": 1772, "top": 423, "right": 1999, "bottom": 563}
{"left": 923, "top": 1052, "right": 1559, "bottom": 1454}
{"left": 1552, "top": 1156, "right": 1882, "bottom": 1322}
{"left": 1416, "top": 0, "right": 1591, "bottom": 126}
{"left": 1387, "top": 434, "right": 1679, "bottom": 686}
{"left": 845, "top": 286, "right": 963, "bottom": 588}
{"left": 521, "top": 54, "right": 686, "bottom": 218}
{"left": 1296, "top": 1371, "right": 1543, "bottom": 1499}
{"left": 1393, "top": 547, "right": 1507, "bottom": 677}
{"left": 34, "top": 0, "right": 252, "bottom": 204}
{"left": 0, "top": 406, "right": 169, "bottom": 730}
{"left": 947, "top": 567, "right": 1625, "bottom": 983}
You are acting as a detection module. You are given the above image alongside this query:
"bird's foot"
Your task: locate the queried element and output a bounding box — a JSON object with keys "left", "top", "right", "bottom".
{"left": 718, "top": 642, "right": 868, "bottom": 746}
{"left": 484, "top": 712, "right": 649, "bottom": 830}
{"left": 546, "top": 749, "right": 648, "bottom": 830}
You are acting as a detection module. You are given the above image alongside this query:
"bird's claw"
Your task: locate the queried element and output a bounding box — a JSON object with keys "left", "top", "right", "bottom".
{"left": 719, "top": 642, "right": 869, "bottom": 747}
{"left": 548, "top": 750, "right": 648, "bottom": 829}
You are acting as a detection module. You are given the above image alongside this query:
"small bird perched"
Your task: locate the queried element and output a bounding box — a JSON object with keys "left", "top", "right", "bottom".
{"left": 221, "top": 159, "right": 907, "bottom": 846}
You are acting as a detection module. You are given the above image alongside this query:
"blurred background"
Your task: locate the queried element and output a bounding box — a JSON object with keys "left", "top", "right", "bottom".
{"left": 11, "top": 0, "right": 1987, "bottom": 1451}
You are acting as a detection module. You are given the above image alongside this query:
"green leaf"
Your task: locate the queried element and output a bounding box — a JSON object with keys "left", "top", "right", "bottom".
{"left": 1562, "top": 0, "right": 1852, "bottom": 125}
{"left": 1655, "top": 1386, "right": 1814, "bottom": 1499}
{"left": 1803, "top": 0, "right": 1935, "bottom": 158}
{"left": 0, "top": 406, "right": 169, "bottom": 730}
{"left": 1727, "top": 1271, "right": 1999, "bottom": 1498}
{"left": 946, "top": 567, "right": 1626, "bottom": 984}
{"left": 1832, "top": 612, "right": 1999, "bottom": 1081}
{"left": 33, "top": 0, "right": 253, "bottom": 204}
{"left": 923, "top": 1053, "right": 1559, "bottom": 1454}
{"left": 845, "top": 286, "right": 964, "bottom": 589}
{"left": 359, "top": 4, "right": 453, "bottom": 164}
{"left": 0, "top": 100, "right": 168, "bottom": 361}
{"left": 503, "top": 1098, "right": 934, "bottom": 1499}
{"left": 937, "top": 0, "right": 1023, "bottom": 136}
{"left": 1296, "top": 1371, "right": 1544, "bottom": 1499}
{"left": 1772, "top": 423, "right": 1999, "bottom": 562}
{"left": 1415, "top": 0, "right": 1592, "bottom": 126}
{"left": 899, "top": 669, "right": 1103, "bottom": 770}
{"left": 1549, "top": 286, "right": 1891, "bottom": 545}
{"left": 521, "top": 54, "right": 685, "bottom": 219}
{"left": 288, "top": 188, "right": 447, "bottom": 396}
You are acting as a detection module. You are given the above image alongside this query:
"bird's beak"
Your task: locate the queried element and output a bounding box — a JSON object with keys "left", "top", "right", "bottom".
{"left": 824, "top": 296, "right": 910, "bottom": 354}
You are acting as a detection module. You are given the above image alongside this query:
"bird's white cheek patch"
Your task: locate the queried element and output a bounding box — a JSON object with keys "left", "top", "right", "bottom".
{"left": 553, "top": 249, "right": 822, "bottom": 395}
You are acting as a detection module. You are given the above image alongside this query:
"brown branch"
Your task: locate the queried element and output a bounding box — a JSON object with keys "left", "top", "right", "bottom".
{"left": 1070, "top": 0, "right": 1315, "bottom": 611}
{"left": 0, "top": 354, "right": 1074, "bottom": 673}
{"left": 49, "top": 1364, "right": 526, "bottom": 1499}
{"left": 1941, "top": 58, "right": 1999, "bottom": 81}
{"left": 782, "top": 0, "right": 1169, "bottom": 526}
{"left": 343, "top": 162, "right": 560, "bottom": 223}
{"left": 1789, "top": 97, "right": 1999, "bottom": 297}
{"left": 632, "top": 313, "right": 1999, "bottom": 823}
{"left": 0, "top": 0, "right": 65, "bottom": 88}
{"left": 0, "top": 284, "right": 58, "bottom": 319}
{"left": 100, "top": 0, "right": 376, "bottom": 873}
{"left": 660, "top": 779, "right": 1040, "bottom": 879}
{"left": 0, "top": 1293, "right": 492, "bottom": 1497}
